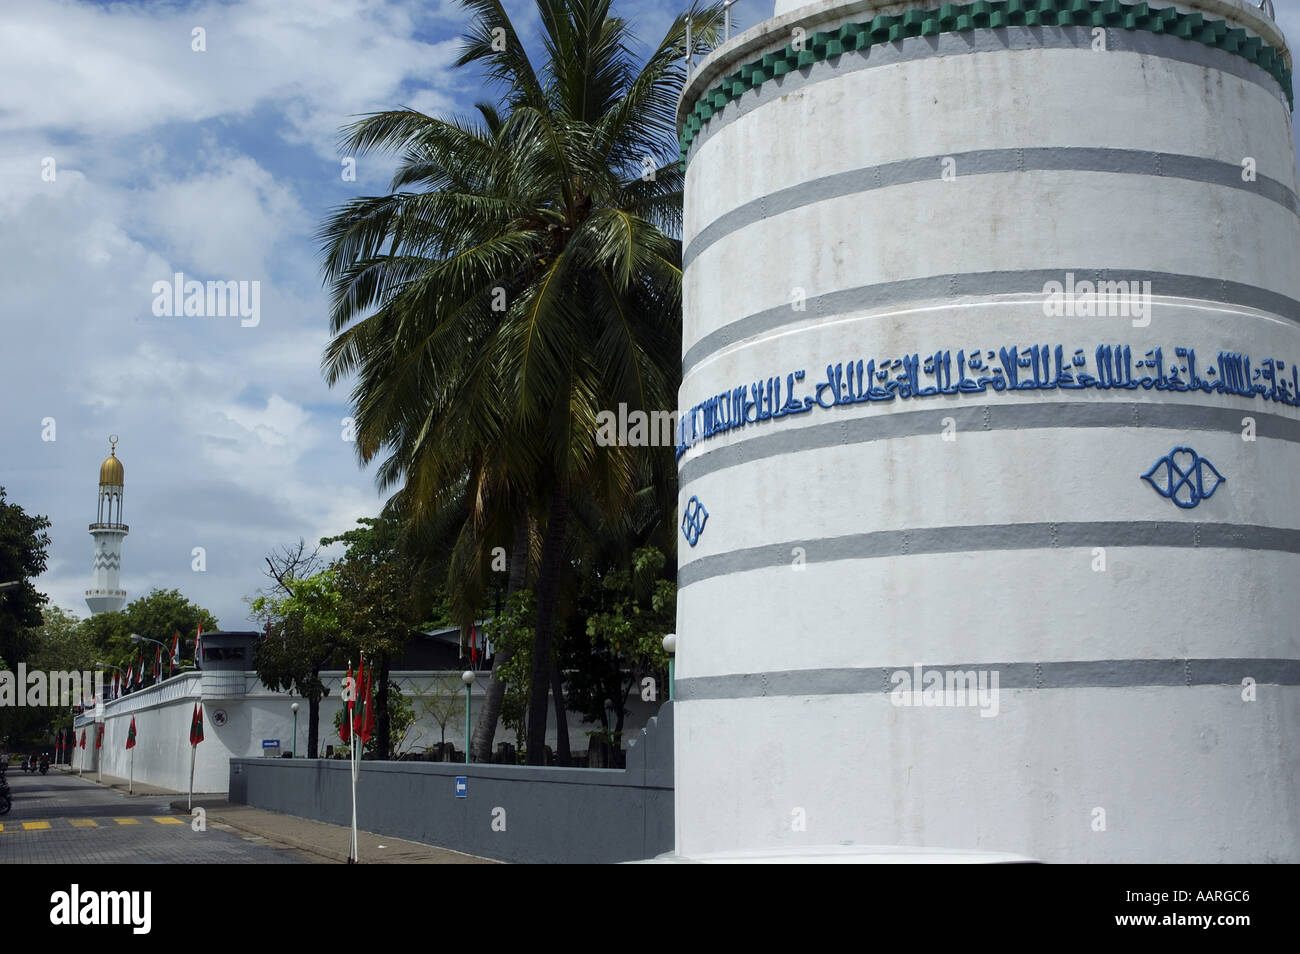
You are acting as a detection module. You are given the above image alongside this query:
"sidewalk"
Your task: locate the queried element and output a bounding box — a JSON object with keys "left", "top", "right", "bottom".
{"left": 60, "top": 766, "right": 496, "bottom": 863}
{"left": 167, "top": 799, "right": 498, "bottom": 864}
{"left": 60, "top": 765, "right": 185, "bottom": 797}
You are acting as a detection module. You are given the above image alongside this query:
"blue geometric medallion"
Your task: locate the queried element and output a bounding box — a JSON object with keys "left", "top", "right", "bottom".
{"left": 681, "top": 495, "right": 709, "bottom": 547}
{"left": 1141, "top": 447, "right": 1225, "bottom": 509}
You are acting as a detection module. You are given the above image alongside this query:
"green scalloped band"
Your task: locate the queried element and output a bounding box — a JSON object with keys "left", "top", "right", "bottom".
{"left": 679, "top": 0, "right": 1294, "bottom": 163}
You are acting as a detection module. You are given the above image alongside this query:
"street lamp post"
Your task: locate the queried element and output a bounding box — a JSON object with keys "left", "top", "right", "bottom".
{"left": 291, "top": 702, "right": 299, "bottom": 758}
{"left": 461, "top": 671, "right": 476, "bottom": 764}
{"left": 663, "top": 634, "right": 677, "bottom": 701}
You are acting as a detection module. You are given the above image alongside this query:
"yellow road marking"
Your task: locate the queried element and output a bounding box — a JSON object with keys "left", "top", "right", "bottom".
{"left": 0, "top": 823, "right": 5, "bottom": 832}
{"left": 113, "top": 818, "right": 140, "bottom": 825}
{"left": 69, "top": 819, "right": 98, "bottom": 828}
{"left": 151, "top": 816, "right": 183, "bottom": 825}
{"left": 21, "top": 821, "right": 51, "bottom": 830}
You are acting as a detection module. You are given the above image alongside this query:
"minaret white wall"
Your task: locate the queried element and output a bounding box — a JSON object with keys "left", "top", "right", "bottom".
{"left": 675, "top": 0, "right": 1299, "bottom": 861}
{"left": 86, "top": 438, "right": 128, "bottom": 615}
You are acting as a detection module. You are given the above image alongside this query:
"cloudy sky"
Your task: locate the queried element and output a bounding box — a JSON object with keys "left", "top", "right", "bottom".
{"left": 2, "top": 0, "right": 1298, "bottom": 628}
{"left": 0, "top": 0, "right": 689, "bottom": 628}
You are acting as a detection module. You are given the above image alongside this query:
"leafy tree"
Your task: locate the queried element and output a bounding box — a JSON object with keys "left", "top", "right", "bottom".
{"left": 251, "top": 571, "right": 344, "bottom": 759}
{"left": 0, "top": 486, "right": 52, "bottom": 671}
{"left": 564, "top": 546, "right": 673, "bottom": 749}
{"left": 318, "top": 0, "right": 724, "bottom": 764}
{"left": 483, "top": 589, "right": 537, "bottom": 757}
{"left": 85, "top": 589, "right": 218, "bottom": 688}
{"left": 408, "top": 674, "right": 466, "bottom": 755}
{"left": 0, "top": 606, "right": 92, "bottom": 749}
{"left": 323, "top": 517, "right": 427, "bottom": 759}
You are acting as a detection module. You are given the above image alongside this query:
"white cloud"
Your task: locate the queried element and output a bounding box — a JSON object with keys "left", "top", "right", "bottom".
{"left": 0, "top": 0, "right": 464, "bottom": 159}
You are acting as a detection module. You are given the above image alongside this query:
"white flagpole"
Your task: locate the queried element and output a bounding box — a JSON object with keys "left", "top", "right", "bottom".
{"left": 129, "top": 745, "right": 134, "bottom": 795}
{"left": 189, "top": 741, "right": 196, "bottom": 812}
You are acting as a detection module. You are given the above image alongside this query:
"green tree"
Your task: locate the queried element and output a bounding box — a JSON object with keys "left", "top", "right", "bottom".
{"left": 565, "top": 546, "right": 673, "bottom": 750}
{"left": 0, "top": 606, "right": 92, "bottom": 749}
{"left": 318, "top": 0, "right": 723, "bottom": 764}
{"left": 87, "top": 589, "right": 218, "bottom": 687}
{"left": 0, "top": 486, "right": 52, "bottom": 671}
{"left": 251, "top": 571, "right": 344, "bottom": 759}
{"left": 323, "top": 516, "right": 428, "bottom": 759}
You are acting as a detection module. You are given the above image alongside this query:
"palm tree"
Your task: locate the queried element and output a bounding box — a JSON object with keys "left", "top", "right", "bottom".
{"left": 320, "top": 0, "right": 723, "bottom": 764}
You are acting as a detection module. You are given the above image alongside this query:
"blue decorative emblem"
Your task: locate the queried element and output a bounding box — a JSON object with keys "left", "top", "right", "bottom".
{"left": 1141, "top": 447, "right": 1225, "bottom": 509}
{"left": 681, "top": 496, "right": 709, "bottom": 547}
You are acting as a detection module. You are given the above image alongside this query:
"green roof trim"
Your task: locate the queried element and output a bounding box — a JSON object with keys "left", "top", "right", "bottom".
{"left": 679, "top": 0, "right": 1293, "bottom": 164}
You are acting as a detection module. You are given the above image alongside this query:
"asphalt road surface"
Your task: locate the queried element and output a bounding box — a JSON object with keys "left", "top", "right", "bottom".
{"left": 0, "top": 769, "right": 304, "bottom": 864}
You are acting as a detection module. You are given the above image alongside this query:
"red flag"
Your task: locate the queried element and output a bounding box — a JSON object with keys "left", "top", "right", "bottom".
{"left": 95, "top": 724, "right": 104, "bottom": 749}
{"left": 125, "top": 716, "right": 137, "bottom": 750}
{"left": 470, "top": 624, "right": 478, "bottom": 664}
{"left": 79, "top": 729, "right": 86, "bottom": 749}
{"left": 352, "top": 656, "right": 366, "bottom": 735}
{"left": 339, "top": 665, "right": 355, "bottom": 742}
{"left": 171, "top": 631, "right": 180, "bottom": 670}
{"left": 194, "top": 623, "right": 203, "bottom": 669}
{"left": 55, "top": 730, "right": 62, "bottom": 751}
{"left": 358, "top": 662, "right": 375, "bottom": 745}
{"left": 153, "top": 647, "right": 161, "bottom": 680}
{"left": 136, "top": 653, "right": 143, "bottom": 686}
{"left": 112, "top": 672, "right": 119, "bottom": 698}
{"left": 189, "top": 703, "right": 205, "bottom": 746}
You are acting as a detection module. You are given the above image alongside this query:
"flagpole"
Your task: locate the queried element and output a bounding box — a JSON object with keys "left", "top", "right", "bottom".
{"left": 129, "top": 745, "right": 134, "bottom": 795}
{"left": 189, "top": 741, "right": 196, "bottom": 812}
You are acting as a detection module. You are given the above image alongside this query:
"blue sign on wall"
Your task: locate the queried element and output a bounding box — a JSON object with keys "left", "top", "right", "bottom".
{"left": 455, "top": 776, "right": 467, "bottom": 798}
{"left": 262, "top": 739, "right": 280, "bottom": 749}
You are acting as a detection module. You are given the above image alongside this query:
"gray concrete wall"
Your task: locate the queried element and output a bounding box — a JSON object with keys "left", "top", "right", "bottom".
{"left": 229, "top": 703, "right": 673, "bottom": 863}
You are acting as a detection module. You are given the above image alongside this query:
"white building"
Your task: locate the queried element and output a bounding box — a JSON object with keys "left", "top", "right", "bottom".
{"left": 674, "top": 0, "right": 1299, "bottom": 862}
{"left": 75, "top": 630, "right": 660, "bottom": 792}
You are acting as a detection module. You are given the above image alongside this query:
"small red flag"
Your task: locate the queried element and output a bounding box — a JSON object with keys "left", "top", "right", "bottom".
{"left": 339, "top": 665, "right": 355, "bottom": 742}
{"left": 470, "top": 624, "right": 478, "bottom": 664}
{"left": 190, "top": 703, "right": 205, "bottom": 746}
{"left": 125, "top": 716, "right": 137, "bottom": 750}
{"left": 79, "top": 729, "right": 86, "bottom": 749}
{"left": 95, "top": 724, "right": 104, "bottom": 749}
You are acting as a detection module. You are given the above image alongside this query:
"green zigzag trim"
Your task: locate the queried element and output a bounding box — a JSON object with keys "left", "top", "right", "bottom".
{"left": 679, "top": 0, "right": 1294, "bottom": 163}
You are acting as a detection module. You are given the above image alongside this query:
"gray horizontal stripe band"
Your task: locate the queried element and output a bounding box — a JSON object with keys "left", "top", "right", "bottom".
{"left": 686, "top": 25, "right": 1289, "bottom": 164}
{"left": 678, "top": 401, "right": 1300, "bottom": 487}
{"left": 678, "top": 521, "right": 1300, "bottom": 588}
{"left": 681, "top": 268, "right": 1300, "bottom": 376}
{"left": 676, "top": 658, "right": 1300, "bottom": 700}
{"left": 683, "top": 148, "right": 1299, "bottom": 270}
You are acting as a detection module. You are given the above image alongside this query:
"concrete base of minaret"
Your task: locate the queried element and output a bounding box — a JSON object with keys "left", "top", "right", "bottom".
{"left": 85, "top": 590, "right": 126, "bottom": 614}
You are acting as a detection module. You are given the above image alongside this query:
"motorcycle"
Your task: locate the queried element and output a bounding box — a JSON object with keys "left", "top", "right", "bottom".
{"left": 38, "top": 757, "right": 49, "bottom": 776}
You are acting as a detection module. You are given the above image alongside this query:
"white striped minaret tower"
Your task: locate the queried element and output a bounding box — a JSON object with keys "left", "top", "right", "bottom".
{"left": 86, "top": 435, "right": 128, "bottom": 615}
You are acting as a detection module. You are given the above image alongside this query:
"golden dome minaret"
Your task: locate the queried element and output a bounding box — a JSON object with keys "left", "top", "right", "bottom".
{"left": 86, "top": 435, "right": 129, "bottom": 615}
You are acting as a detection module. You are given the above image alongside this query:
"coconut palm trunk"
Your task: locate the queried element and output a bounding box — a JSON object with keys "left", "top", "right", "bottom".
{"left": 526, "top": 486, "right": 569, "bottom": 764}
{"left": 470, "top": 514, "right": 529, "bottom": 761}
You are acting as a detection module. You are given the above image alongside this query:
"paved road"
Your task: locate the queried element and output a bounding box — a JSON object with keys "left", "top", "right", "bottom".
{"left": 0, "top": 769, "right": 305, "bottom": 863}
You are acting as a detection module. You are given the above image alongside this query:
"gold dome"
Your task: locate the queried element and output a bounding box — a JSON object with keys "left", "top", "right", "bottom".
{"left": 99, "top": 442, "right": 123, "bottom": 486}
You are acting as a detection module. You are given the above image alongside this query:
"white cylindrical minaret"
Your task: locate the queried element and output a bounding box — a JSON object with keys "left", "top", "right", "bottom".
{"left": 675, "top": 1, "right": 1298, "bottom": 861}
{"left": 86, "top": 436, "right": 128, "bottom": 615}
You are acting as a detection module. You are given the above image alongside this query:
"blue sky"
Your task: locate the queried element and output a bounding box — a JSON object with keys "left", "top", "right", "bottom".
{"left": 1, "top": 0, "right": 1296, "bottom": 627}
{"left": 0, "top": 0, "right": 699, "bottom": 627}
